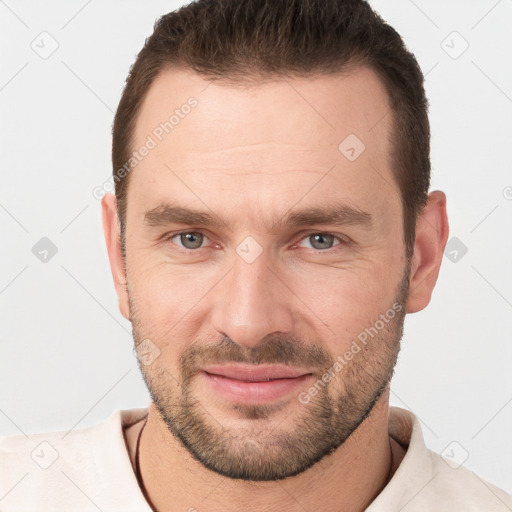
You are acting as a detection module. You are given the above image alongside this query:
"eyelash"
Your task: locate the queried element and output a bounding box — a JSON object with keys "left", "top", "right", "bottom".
{"left": 163, "top": 231, "right": 349, "bottom": 253}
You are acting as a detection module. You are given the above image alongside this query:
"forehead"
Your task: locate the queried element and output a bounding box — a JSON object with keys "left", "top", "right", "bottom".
{"left": 127, "top": 66, "right": 397, "bottom": 228}
{"left": 133, "top": 65, "right": 393, "bottom": 157}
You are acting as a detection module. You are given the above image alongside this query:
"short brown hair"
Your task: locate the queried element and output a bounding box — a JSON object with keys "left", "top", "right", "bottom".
{"left": 112, "top": 0, "right": 430, "bottom": 259}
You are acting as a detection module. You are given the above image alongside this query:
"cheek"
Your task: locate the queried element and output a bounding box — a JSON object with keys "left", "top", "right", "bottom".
{"left": 129, "top": 254, "right": 203, "bottom": 311}
{"left": 128, "top": 259, "right": 218, "bottom": 350}
{"left": 289, "top": 261, "right": 401, "bottom": 347}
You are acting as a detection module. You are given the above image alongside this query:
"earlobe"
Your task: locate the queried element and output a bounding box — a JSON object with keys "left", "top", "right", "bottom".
{"left": 406, "top": 191, "right": 449, "bottom": 314}
{"left": 101, "top": 193, "right": 130, "bottom": 321}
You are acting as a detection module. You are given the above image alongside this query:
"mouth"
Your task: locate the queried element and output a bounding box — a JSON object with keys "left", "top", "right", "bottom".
{"left": 199, "top": 364, "right": 314, "bottom": 404}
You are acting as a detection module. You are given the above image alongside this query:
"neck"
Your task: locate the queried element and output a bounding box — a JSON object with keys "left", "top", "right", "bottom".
{"left": 129, "top": 390, "right": 402, "bottom": 512}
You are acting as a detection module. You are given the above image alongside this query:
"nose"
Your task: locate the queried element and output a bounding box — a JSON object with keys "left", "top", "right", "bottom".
{"left": 210, "top": 247, "right": 295, "bottom": 348}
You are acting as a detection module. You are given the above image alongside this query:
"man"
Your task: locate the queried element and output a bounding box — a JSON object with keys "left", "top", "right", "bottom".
{"left": 1, "top": 0, "right": 511, "bottom": 510}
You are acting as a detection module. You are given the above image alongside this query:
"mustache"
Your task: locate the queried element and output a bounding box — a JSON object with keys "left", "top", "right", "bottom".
{"left": 179, "top": 334, "right": 334, "bottom": 380}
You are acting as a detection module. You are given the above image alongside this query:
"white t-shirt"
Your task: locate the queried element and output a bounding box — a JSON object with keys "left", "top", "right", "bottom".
{"left": 0, "top": 406, "right": 510, "bottom": 511}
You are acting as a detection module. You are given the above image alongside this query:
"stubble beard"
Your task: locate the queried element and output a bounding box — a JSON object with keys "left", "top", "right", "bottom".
{"left": 130, "top": 269, "right": 409, "bottom": 481}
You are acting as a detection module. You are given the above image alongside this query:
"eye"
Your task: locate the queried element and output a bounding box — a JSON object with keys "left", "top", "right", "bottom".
{"left": 165, "top": 231, "right": 347, "bottom": 253}
{"left": 296, "top": 233, "right": 345, "bottom": 251}
{"left": 169, "top": 231, "right": 209, "bottom": 250}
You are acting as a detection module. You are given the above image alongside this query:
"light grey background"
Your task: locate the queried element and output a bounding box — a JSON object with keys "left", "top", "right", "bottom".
{"left": 1, "top": 0, "right": 511, "bottom": 496}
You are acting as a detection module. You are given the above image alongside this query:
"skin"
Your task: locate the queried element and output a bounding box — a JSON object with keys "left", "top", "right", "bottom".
{"left": 102, "top": 67, "right": 449, "bottom": 511}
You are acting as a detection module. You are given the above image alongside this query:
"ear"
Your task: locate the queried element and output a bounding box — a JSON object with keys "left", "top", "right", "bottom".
{"left": 101, "top": 193, "right": 130, "bottom": 321}
{"left": 406, "top": 190, "right": 449, "bottom": 313}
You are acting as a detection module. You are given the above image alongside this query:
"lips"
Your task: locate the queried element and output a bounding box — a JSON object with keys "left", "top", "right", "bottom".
{"left": 199, "top": 364, "right": 314, "bottom": 404}
{"left": 201, "top": 364, "right": 311, "bottom": 381}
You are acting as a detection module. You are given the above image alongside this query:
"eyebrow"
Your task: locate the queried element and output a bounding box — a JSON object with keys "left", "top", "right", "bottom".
{"left": 143, "top": 202, "right": 372, "bottom": 232}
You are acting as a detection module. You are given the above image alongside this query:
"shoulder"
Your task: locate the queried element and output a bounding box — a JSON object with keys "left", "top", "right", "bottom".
{"left": 0, "top": 408, "right": 149, "bottom": 511}
{"left": 424, "top": 448, "right": 512, "bottom": 511}
{"left": 369, "top": 407, "right": 512, "bottom": 511}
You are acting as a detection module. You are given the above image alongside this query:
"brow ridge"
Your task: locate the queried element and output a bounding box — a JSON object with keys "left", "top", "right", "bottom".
{"left": 143, "top": 202, "right": 373, "bottom": 232}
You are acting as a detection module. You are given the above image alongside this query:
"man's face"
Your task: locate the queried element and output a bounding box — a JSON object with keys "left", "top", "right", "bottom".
{"left": 123, "top": 67, "right": 409, "bottom": 480}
